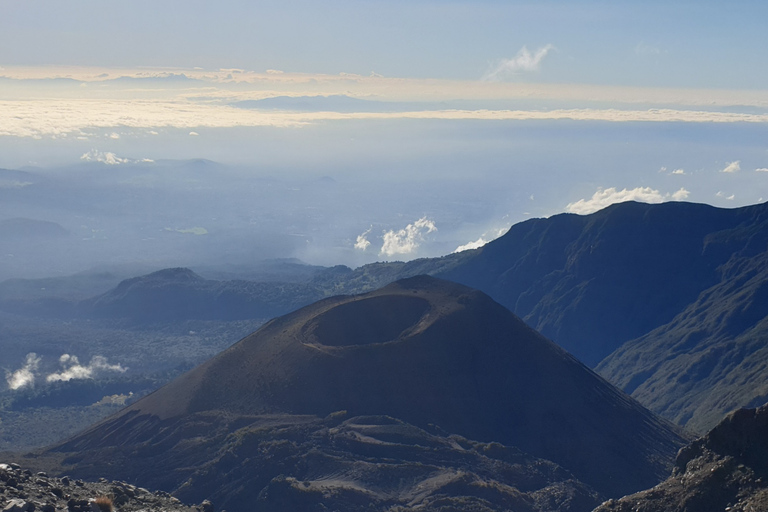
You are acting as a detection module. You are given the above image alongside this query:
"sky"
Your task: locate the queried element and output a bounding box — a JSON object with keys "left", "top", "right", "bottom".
{"left": 1, "top": 0, "right": 767, "bottom": 272}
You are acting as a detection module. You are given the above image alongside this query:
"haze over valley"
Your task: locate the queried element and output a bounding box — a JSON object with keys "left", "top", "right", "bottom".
{"left": 2, "top": 1, "right": 768, "bottom": 511}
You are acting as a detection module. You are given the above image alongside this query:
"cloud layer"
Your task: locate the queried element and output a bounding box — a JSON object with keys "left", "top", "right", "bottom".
{"left": 6, "top": 101, "right": 768, "bottom": 139}
{"left": 4, "top": 65, "right": 768, "bottom": 139}
{"left": 5, "top": 353, "right": 127, "bottom": 390}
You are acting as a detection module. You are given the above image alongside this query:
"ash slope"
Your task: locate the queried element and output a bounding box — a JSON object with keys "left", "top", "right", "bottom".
{"left": 595, "top": 405, "right": 768, "bottom": 512}
{"left": 54, "top": 276, "right": 685, "bottom": 504}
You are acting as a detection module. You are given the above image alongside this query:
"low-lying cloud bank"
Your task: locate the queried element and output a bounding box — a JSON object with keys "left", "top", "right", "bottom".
{"left": 5, "top": 101, "right": 768, "bottom": 139}
{"left": 5, "top": 353, "right": 127, "bottom": 390}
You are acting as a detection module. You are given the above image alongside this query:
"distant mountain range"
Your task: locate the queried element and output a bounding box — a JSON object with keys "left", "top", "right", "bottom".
{"left": 48, "top": 277, "right": 686, "bottom": 512}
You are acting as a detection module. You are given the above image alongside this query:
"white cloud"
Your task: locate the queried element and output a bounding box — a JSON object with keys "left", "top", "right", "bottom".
{"left": 756, "top": 168, "right": 768, "bottom": 172}
{"left": 721, "top": 160, "right": 741, "bottom": 173}
{"left": 483, "top": 45, "right": 555, "bottom": 81}
{"left": 672, "top": 169, "right": 686, "bottom": 175}
{"left": 108, "top": 132, "right": 120, "bottom": 139}
{"left": 165, "top": 227, "right": 208, "bottom": 235}
{"left": 354, "top": 228, "right": 372, "bottom": 251}
{"left": 566, "top": 186, "right": 690, "bottom": 214}
{"left": 81, "top": 149, "right": 153, "bottom": 165}
{"left": 0, "top": 180, "right": 34, "bottom": 189}
{"left": 5, "top": 353, "right": 41, "bottom": 390}
{"left": 671, "top": 187, "right": 690, "bottom": 200}
{"left": 380, "top": 217, "right": 437, "bottom": 258}
{"left": 46, "top": 354, "right": 127, "bottom": 383}
{"left": 454, "top": 237, "right": 488, "bottom": 253}
{"left": 189, "top": 131, "right": 199, "bottom": 136}
{"left": 453, "top": 226, "right": 509, "bottom": 253}
{"left": 81, "top": 149, "right": 129, "bottom": 165}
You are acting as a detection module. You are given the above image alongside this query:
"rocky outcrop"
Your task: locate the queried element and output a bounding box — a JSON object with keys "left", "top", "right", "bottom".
{"left": 0, "top": 462, "right": 205, "bottom": 512}
{"left": 595, "top": 404, "right": 768, "bottom": 512}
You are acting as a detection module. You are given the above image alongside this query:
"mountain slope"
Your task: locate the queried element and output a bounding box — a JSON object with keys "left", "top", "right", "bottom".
{"left": 439, "top": 201, "right": 768, "bottom": 366}
{"left": 597, "top": 210, "right": 768, "bottom": 432}
{"left": 52, "top": 276, "right": 685, "bottom": 507}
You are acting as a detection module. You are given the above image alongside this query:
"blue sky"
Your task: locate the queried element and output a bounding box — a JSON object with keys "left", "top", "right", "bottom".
{"left": 3, "top": 1, "right": 768, "bottom": 88}
{"left": 1, "top": 0, "right": 767, "bottom": 269}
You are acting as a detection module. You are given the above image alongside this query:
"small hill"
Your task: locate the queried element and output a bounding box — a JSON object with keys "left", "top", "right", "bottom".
{"left": 0, "top": 217, "right": 68, "bottom": 238}
{"left": 77, "top": 267, "right": 323, "bottom": 322}
{"left": 595, "top": 405, "right": 768, "bottom": 512}
{"left": 50, "top": 276, "right": 686, "bottom": 511}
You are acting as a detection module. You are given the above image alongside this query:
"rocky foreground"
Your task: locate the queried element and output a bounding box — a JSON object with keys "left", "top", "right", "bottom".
{"left": 1, "top": 462, "right": 209, "bottom": 512}
{"left": 595, "top": 404, "right": 768, "bottom": 512}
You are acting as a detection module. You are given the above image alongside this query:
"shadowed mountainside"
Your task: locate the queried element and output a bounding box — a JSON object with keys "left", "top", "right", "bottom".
{"left": 437, "top": 200, "right": 768, "bottom": 366}
{"left": 597, "top": 202, "right": 768, "bottom": 432}
{"left": 595, "top": 404, "right": 768, "bottom": 512}
{"left": 48, "top": 276, "right": 686, "bottom": 511}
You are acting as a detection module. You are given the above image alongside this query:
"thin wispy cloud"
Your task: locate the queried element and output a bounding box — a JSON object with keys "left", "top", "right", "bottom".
{"left": 672, "top": 169, "right": 686, "bottom": 175}
{"left": 380, "top": 217, "right": 437, "bottom": 258}
{"left": 483, "top": 45, "right": 555, "bottom": 81}
{"left": 721, "top": 160, "right": 741, "bottom": 173}
{"left": 566, "top": 186, "right": 690, "bottom": 215}
{"left": 635, "top": 42, "right": 665, "bottom": 56}
{"left": 354, "top": 228, "right": 372, "bottom": 251}
{"left": 716, "top": 191, "right": 736, "bottom": 200}
{"left": 756, "top": 168, "right": 768, "bottom": 172}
